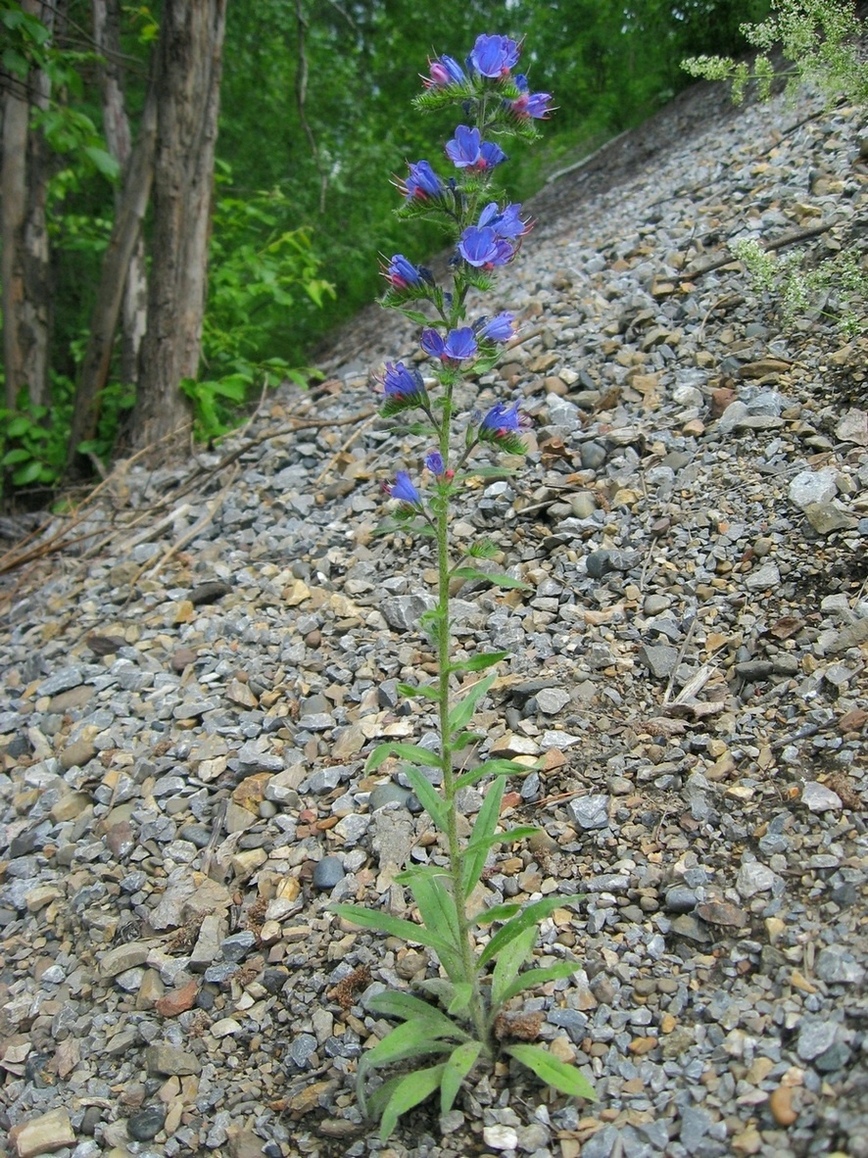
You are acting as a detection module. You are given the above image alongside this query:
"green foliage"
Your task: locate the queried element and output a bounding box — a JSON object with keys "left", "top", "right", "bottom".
{"left": 0, "top": 381, "right": 74, "bottom": 497}
{"left": 682, "top": 0, "right": 868, "bottom": 104}
{"left": 733, "top": 238, "right": 868, "bottom": 335}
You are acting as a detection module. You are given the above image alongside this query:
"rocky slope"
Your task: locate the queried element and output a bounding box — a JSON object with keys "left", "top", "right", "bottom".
{"left": 0, "top": 75, "right": 867, "bottom": 1158}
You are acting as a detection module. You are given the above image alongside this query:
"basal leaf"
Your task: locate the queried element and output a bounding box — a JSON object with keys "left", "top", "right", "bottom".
{"left": 478, "top": 895, "right": 582, "bottom": 969}
{"left": 367, "top": 990, "right": 469, "bottom": 1039}
{"left": 375, "top": 1063, "right": 448, "bottom": 1141}
{"left": 362, "top": 1020, "right": 455, "bottom": 1069}
{"left": 505, "top": 1043, "right": 596, "bottom": 1101}
{"left": 448, "top": 673, "right": 496, "bottom": 736}
{"left": 446, "top": 982, "right": 474, "bottom": 1017}
{"left": 497, "top": 960, "right": 581, "bottom": 1006}
{"left": 441, "top": 1040, "right": 483, "bottom": 1114}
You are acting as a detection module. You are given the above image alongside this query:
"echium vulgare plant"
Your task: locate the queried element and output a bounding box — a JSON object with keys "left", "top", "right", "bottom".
{"left": 331, "top": 33, "right": 595, "bottom": 1139}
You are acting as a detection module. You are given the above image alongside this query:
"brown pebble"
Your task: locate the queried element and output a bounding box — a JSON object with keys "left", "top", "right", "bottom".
{"left": 769, "top": 1084, "right": 798, "bottom": 1126}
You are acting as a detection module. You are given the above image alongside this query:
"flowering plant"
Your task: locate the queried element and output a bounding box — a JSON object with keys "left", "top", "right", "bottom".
{"left": 331, "top": 33, "right": 593, "bottom": 1139}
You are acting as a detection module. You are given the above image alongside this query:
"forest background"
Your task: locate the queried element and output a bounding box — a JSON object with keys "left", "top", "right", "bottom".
{"left": 0, "top": 0, "right": 772, "bottom": 503}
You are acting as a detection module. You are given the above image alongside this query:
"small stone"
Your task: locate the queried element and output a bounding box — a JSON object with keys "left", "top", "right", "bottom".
{"left": 313, "top": 856, "right": 345, "bottom": 890}
{"left": 802, "top": 781, "right": 843, "bottom": 812}
{"left": 145, "top": 1044, "right": 200, "bottom": 1076}
{"left": 568, "top": 794, "right": 610, "bottom": 830}
{"left": 483, "top": 1124, "right": 519, "bottom": 1150}
{"left": 769, "top": 1084, "right": 798, "bottom": 1126}
{"left": 369, "top": 782, "right": 412, "bottom": 811}
{"left": 664, "top": 886, "right": 697, "bottom": 913}
{"left": 127, "top": 1106, "right": 167, "bottom": 1142}
{"left": 815, "top": 945, "right": 866, "bottom": 985}
{"left": 9, "top": 1107, "right": 76, "bottom": 1157}
{"left": 796, "top": 1019, "right": 838, "bottom": 1060}
{"left": 736, "top": 861, "right": 777, "bottom": 899}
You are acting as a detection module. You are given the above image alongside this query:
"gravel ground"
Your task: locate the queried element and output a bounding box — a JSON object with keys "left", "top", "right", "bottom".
{"left": 0, "top": 77, "right": 867, "bottom": 1158}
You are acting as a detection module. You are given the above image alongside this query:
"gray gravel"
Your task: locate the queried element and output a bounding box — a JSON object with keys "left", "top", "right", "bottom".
{"left": 0, "top": 76, "right": 867, "bottom": 1158}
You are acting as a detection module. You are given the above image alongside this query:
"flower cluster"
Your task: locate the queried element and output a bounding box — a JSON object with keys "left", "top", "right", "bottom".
{"left": 379, "top": 32, "right": 546, "bottom": 508}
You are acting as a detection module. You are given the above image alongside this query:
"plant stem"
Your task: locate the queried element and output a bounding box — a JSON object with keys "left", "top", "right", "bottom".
{"left": 435, "top": 439, "right": 491, "bottom": 1052}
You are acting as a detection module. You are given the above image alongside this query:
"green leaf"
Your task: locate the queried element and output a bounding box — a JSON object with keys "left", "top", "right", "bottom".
{"left": 366, "top": 741, "right": 442, "bottom": 773}
{"left": 491, "top": 926, "right": 537, "bottom": 1009}
{"left": 505, "top": 1044, "right": 596, "bottom": 1101}
{"left": 361, "top": 1020, "right": 454, "bottom": 1070}
{"left": 371, "top": 1064, "right": 447, "bottom": 1142}
{"left": 402, "top": 872, "right": 462, "bottom": 957}
{"left": 497, "top": 961, "right": 581, "bottom": 1007}
{"left": 454, "top": 758, "right": 535, "bottom": 792}
{"left": 366, "top": 991, "right": 469, "bottom": 1039}
{"left": 448, "top": 650, "right": 508, "bottom": 674}
{"left": 478, "top": 895, "right": 582, "bottom": 969}
{"left": 460, "top": 777, "right": 505, "bottom": 899}
{"left": 447, "top": 673, "right": 496, "bottom": 736}
{"left": 396, "top": 681, "right": 441, "bottom": 701}
{"left": 446, "top": 982, "right": 474, "bottom": 1017}
{"left": 13, "top": 459, "right": 45, "bottom": 485}
{"left": 403, "top": 767, "right": 447, "bottom": 829}
{"left": 330, "top": 903, "right": 456, "bottom": 957}
{"left": 473, "top": 901, "right": 521, "bottom": 925}
{"left": 452, "top": 566, "right": 530, "bottom": 590}
{"left": 441, "top": 1040, "right": 483, "bottom": 1114}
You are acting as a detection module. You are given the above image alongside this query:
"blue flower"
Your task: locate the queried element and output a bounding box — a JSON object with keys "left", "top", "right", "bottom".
{"left": 469, "top": 34, "right": 520, "bottom": 79}
{"left": 509, "top": 75, "right": 554, "bottom": 120}
{"left": 478, "top": 201, "right": 532, "bottom": 240}
{"left": 381, "top": 361, "right": 425, "bottom": 400}
{"left": 481, "top": 401, "right": 523, "bottom": 434}
{"left": 384, "top": 254, "right": 426, "bottom": 289}
{"left": 477, "top": 312, "right": 515, "bottom": 342}
{"left": 388, "top": 471, "right": 421, "bottom": 504}
{"left": 424, "top": 53, "right": 467, "bottom": 87}
{"left": 457, "top": 226, "right": 515, "bottom": 269}
{"left": 425, "top": 450, "right": 445, "bottom": 476}
{"left": 445, "top": 125, "right": 507, "bottom": 172}
{"left": 421, "top": 327, "right": 478, "bottom": 364}
{"left": 398, "top": 160, "right": 444, "bottom": 201}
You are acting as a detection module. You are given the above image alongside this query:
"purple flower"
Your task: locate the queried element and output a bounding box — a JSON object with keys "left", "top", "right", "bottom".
{"left": 509, "top": 74, "right": 553, "bottom": 120}
{"left": 478, "top": 201, "right": 532, "bottom": 240}
{"left": 421, "top": 327, "right": 478, "bottom": 364}
{"left": 425, "top": 450, "right": 445, "bottom": 476}
{"left": 424, "top": 53, "right": 467, "bottom": 87}
{"left": 398, "top": 160, "right": 444, "bottom": 201}
{"left": 384, "top": 254, "right": 425, "bottom": 289}
{"left": 469, "top": 34, "right": 520, "bottom": 79}
{"left": 445, "top": 125, "right": 507, "bottom": 172}
{"left": 388, "top": 471, "right": 421, "bottom": 504}
{"left": 477, "top": 312, "right": 515, "bottom": 343}
{"left": 381, "top": 361, "right": 425, "bottom": 401}
{"left": 481, "top": 401, "right": 523, "bottom": 434}
{"left": 457, "top": 226, "right": 516, "bottom": 269}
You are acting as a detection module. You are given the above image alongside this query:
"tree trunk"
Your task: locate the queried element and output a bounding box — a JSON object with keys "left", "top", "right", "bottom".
{"left": 130, "top": 0, "right": 228, "bottom": 452}
{"left": 66, "top": 85, "right": 157, "bottom": 472}
{"left": 93, "top": 0, "right": 148, "bottom": 387}
{"left": 0, "top": 0, "right": 58, "bottom": 411}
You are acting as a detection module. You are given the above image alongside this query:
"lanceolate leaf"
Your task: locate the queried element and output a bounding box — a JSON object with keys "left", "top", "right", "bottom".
{"left": 505, "top": 1043, "right": 596, "bottom": 1101}
{"left": 365, "top": 741, "right": 442, "bottom": 772}
{"left": 448, "top": 650, "right": 508, "bottom": 674}
{"left": 372, "top": 1063, "right": 448, "bottom": 1142}
{"left": 460, "top": 777, "right": 505, "bottom": 899}
{"left": 453, "top": 757, "right": 535, "bottom": 792}
{"left": 367, "top": 990, "right": 470, "bottom": 1038}
{"left": 448, "top": 673, "right": 496, "bottom": 736}
{"left": 478, "top": 895, "right": 583, "bottom": 969}
{"left": 403, "top": 767, "right": 448, "bottom": 828}
{"left": 441, "top": 1040, "right": 483, "bottom": 1114}
{"left": 331, "top": 903, "right": 455, "bottom": 957}
{"left": 452, "top": 565, "right": 530, "bottom": 590}
{"left": 396, "top": 681, "right": 441, "bottom": 700}
{"left": 490, "top": 925, "right": 537, "bottom": 1008}
{"left": 497, "top": 960, "right": 581, "bottom": 1007}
